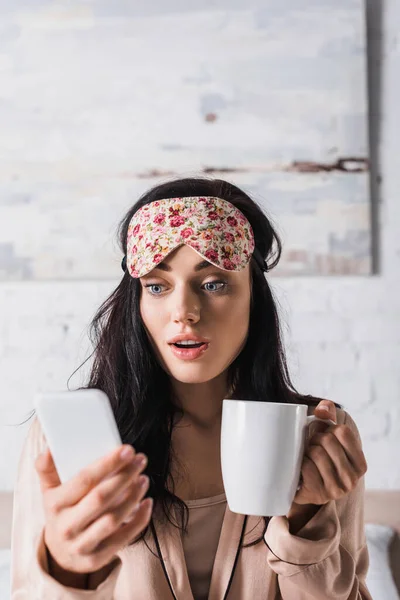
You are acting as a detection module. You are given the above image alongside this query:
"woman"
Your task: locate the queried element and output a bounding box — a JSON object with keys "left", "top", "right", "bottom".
{"left": 11, "top": 177, "right": 371, "bottom": 599}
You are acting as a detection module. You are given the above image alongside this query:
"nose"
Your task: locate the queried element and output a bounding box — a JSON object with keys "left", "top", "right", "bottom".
{"left": 172, "top": 286, "right": 201, "bottom": 325}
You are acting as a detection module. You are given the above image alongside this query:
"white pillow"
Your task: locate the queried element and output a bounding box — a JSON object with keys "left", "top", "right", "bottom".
{"left": 0, "top": 549, "right": 11, "bottom": 600}
{"left": 365, "top": 523, "right": 399, "bottom": 600}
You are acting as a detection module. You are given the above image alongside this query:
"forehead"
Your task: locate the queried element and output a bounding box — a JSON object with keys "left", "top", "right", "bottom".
{"left": 141, "top": 245, "right": 251, "bottom": 282}
{"left": 146, "top": 245, "right": 216, "bottom": 273}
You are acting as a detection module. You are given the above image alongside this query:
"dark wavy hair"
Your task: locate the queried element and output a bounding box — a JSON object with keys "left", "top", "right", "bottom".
{"left": 23, "top": 176, "right": 338, "bottom": 553}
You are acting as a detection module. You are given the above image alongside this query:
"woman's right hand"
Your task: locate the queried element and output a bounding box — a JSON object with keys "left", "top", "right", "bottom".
{"left": 35, "top": 444, "right": 153, "bottom": 575}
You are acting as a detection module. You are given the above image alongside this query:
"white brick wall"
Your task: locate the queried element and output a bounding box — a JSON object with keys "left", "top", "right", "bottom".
{"left": 1, "top": 0, "right": 399, "bottom": 491}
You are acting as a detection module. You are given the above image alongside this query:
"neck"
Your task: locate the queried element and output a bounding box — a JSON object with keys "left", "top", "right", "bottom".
{"left": 171, "top": 372, "right": 231, "bottom": 431}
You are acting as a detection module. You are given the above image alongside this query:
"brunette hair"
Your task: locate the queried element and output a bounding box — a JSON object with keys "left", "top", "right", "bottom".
{"left": 24, "top": 177, "right": 339, "bottom": 552}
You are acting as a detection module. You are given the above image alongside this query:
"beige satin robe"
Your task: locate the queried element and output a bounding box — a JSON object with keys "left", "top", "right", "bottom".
{"left": 10, "top": 408, "right": 372, "bottom": 599}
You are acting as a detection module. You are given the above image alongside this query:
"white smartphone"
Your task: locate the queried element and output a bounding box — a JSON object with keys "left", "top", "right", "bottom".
{"left": 34, "top": 388, "right": 123, "bottom": 484}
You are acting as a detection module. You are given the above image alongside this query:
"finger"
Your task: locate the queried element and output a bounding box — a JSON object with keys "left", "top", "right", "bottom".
{"left": 306, "top": 443, "right": 342, "bottom": 495}
{"left": 310, "top": 432, "right": 358, "bottom": 492}
{"left": 307, "top": 419, "right": 327, "bottom": 438}
{"left": 35, "top": 448, "right": 61, "bottom": 493}
{"left": 310, "top": 400, "right": 337, "bottom": 436}
{"left": 314, "top": 400, "right": 337, "bottom": 424}
{"left": 75, "top": 496, "right": 153, "bottom": 556}
{"left": 294, "top": 456, "right": 324, "bottom": 503}
{"left": 331, "top": 425, "right": 368, "bottom": 476}
{"left": 307, "top": 400, "right": 337, "bottom": 438}
{"left": 65, "top": 455, "right": 148, "bottom": 536}
{"left": 51, "top": 445, "right": 137, "bottom": 510}
{"left": 300, "top": 455, "right": 325, "bottom": 489}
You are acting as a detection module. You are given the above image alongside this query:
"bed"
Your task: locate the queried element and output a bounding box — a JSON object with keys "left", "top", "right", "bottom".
{"left": 0, "top": 490, "right": 399, "bottom": 598}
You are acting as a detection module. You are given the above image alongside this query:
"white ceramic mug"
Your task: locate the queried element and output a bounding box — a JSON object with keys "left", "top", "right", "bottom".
{"left": 221, "top": 400, "right": 335, "bottom": 516}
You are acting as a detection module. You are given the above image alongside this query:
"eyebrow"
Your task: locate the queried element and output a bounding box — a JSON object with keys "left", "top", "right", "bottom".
{"left": 152, "top": 259, "right": 214, "bottom": 272}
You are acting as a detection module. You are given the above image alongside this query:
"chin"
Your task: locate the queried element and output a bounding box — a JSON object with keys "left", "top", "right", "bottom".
{"left": 171, "top": 373, "right": 218, "bottom": 385}
{"left": 167, "top": 365, "right": 222, "bottom": 385}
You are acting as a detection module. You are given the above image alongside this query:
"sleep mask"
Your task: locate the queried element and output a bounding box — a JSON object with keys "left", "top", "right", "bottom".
{"left": 122, "top": 196, "right": 267, "bottom": 278}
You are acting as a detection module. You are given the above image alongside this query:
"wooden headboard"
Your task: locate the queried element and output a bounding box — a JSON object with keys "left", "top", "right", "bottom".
{"left": 364, "top": 489, "right": 400, "bottom": 534}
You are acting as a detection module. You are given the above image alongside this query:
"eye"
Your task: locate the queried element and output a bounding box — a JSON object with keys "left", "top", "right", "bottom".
{"left": 203, "top": 280, "right": 227, "bottom": 293}
{"left": 143, "top": 280, "right": 227, "bottom": 296}
{"left": 144, "top": 284, "right": 165, "bottom": 295}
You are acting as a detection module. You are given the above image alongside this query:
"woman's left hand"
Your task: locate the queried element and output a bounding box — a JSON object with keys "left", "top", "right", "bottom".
{"left": 293, "top": 400, "right": 368, "bottom": 507}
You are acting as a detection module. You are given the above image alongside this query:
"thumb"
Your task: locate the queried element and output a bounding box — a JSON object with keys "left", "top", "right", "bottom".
{"left": 35, "top": 447, "right": 61, "bottom": 492}
{"left": 308, "top": 400, "right": 337, "bottom": 437}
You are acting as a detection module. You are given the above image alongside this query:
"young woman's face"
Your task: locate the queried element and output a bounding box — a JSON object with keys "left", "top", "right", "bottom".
{"left": 139, "top": 245, "right": 251, "bottom": 385}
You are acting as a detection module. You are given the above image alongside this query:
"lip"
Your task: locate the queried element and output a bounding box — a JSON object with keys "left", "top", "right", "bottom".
{"left": 168, "top": 333, "right": 210, "bottom": 344}
{"left": 169, "top": 342, "right": 209, "bottom": 361}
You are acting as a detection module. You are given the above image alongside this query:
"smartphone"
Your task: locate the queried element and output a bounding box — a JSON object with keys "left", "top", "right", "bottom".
{"left": 34, "top": 388, "right": 123, "bottom": 484}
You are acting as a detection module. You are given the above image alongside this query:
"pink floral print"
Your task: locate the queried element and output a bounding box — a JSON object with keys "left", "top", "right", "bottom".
{"left": 126, "top": 196, "right": 255, "bottom": 278}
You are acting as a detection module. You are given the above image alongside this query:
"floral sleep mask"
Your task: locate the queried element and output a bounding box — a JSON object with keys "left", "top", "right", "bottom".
{"left": 124, "top": 196, "right": 258, "bottom": 278}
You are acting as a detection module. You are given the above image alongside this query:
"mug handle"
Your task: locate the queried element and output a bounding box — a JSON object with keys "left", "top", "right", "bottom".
{"left": 306, "top": 414, "right": 337, "bottom": 428}
{"left": 296, "top": 415, "right": 337, "bottom": 492}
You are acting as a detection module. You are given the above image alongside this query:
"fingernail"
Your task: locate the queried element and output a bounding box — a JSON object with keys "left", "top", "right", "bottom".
{"left": 124, "top": 504, "right": 141, "bottom": 522}
{"left": 138, "top": 475, "right": 148, "bottom": 488}
{"left": 120, "top": 446, "right": 134, "bottom": 461}
{"left": 319, "top": 404, "right": 330, "bottom": 412}
{"left": 133, "top": 454, "right": 147, "bottom": 468}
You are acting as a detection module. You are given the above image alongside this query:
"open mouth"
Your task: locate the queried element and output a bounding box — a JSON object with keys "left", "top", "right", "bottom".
{"left": 168, "top": 341, "right": 209, "bottom": 360}
{"left": 172, "top": 342, "right": 205, "bottom": 348}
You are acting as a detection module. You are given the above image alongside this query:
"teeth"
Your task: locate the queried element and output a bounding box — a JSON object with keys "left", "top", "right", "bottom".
{"left": 175, "top": 340, "right": 202, "bottom": 346}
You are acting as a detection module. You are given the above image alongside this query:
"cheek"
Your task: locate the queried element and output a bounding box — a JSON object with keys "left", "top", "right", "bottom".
{"left": 215, "top": 291, "right": 250, "bottom": 344}
{"left": 139, "top": 299, "right": 162, "bottom": 340}
{"left": 139, "top": 300, "right": 171, "bottom": 370}
{"left": 230, "top": 284, "right": 250, "bottom": 318}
